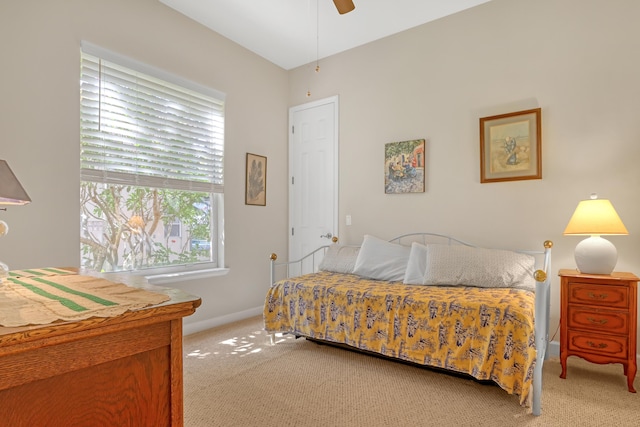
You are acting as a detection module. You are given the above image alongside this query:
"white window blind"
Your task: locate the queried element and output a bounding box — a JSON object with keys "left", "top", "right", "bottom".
{"left": 80, "top": 43, "right": 225, "bottom": 192}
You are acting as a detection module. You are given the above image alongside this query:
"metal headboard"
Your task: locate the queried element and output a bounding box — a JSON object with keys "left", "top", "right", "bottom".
{"left": 269, "top": 232, "right": 552, "bottom": 289}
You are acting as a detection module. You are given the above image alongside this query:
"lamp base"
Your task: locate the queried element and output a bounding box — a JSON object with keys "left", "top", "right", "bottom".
{"left": 574, "top": 236, "right": 618, "bottom": 275}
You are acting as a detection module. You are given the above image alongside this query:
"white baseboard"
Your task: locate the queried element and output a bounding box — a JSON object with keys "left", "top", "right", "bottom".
{"left": 183, "top": 306, "right": 263, "bottom": 336}
{"left": 547, "top": 340, "right": 559, "bottom": 358}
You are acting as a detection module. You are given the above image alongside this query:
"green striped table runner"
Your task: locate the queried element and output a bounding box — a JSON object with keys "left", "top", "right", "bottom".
{"left": 0, "top": 270, "right": 170, "bottom": 327}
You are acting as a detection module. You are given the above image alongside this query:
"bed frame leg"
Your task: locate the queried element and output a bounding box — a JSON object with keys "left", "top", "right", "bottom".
{"left": 532, "top": 361, "right": 542, "bottom": 416}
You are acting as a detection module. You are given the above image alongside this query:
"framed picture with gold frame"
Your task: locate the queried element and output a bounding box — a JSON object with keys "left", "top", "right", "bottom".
{"left": 245, "top": 153, "right": 266, "bottom": 206}
{"left": 480, "top": 108, "right": 541, "bottom": 183}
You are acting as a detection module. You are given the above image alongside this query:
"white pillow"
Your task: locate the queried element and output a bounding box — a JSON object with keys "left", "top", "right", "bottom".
{"left": 352, "top": 235, "right": 411, "bottom": 281}
{"left": 422, "top": 244, "right": 536, "bottom": 291}
{"left": 318, "top": 245, "right": 360, "bottom": 274}
{"left": 403, "top": 242, "right": 429, "bottom": 285}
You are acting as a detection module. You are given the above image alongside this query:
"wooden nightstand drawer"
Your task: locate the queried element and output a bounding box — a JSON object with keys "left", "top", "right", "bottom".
{"left": 567, "top": 330, "right": 627, "bottom": 358}
{"left": 559, "top": 269, "right": 638, "bottom": 393}
{"left": 567, "top": 306, "right": 629, "bottom": 334}
{"left": 568, "top": 283, "right": 628, "bottom": 308}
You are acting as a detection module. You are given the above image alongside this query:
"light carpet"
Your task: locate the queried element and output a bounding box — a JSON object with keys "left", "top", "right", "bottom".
{"left": 183, "top": 316, "right": 639, "bottom": 427}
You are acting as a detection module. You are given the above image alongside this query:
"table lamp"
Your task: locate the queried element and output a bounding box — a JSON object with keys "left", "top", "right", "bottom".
{"left": 563, "top": 194, "right": 628, "bottom": 274}
{"left": 333, "top": 0, "right": 355, "bottom": 15}
{"left": 0, "top": 160, "right": 31, "bottom": 279}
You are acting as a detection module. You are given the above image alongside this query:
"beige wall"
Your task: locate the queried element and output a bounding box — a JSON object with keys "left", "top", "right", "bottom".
{"left": 288, "top": 0, "right": 640, "bottom": 341}
{"left": 0, "top": 0, "right": 290, "bottom": 329}
{"left": 1, "top": 0, "right": 639, "bottom": 342}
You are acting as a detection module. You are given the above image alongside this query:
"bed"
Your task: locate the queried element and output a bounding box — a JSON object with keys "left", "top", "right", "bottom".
{"left": 263, "top": 233, "right": 552, "bottom": 416}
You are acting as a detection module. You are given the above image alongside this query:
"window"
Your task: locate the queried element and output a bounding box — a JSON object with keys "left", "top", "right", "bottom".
{"left": 79, "top": 43, "right": 225, "bottom": 278}
{"left": 165, "top": 222, "right": 181, "bottom": 238}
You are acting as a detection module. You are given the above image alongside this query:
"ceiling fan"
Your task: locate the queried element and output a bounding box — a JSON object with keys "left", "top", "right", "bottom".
{"left": 333, "top": 0, "right": 355, "bottom": 14}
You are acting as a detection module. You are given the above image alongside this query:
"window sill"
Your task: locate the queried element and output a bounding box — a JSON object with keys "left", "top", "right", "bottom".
{"left": 144, "top": 267, "right": 230, "bottom": 285}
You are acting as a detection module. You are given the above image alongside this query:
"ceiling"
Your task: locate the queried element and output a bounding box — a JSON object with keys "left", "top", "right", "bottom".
{"left": 159, "top": 0, "right": 493, "bottom": 70}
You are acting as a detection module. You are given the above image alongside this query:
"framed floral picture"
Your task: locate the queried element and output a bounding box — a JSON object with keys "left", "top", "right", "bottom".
{"left": 245, "top": 153, "right": 266, "bottom": 206}
{"left": 480, "top": 108, "right": 541, "bottom": 183}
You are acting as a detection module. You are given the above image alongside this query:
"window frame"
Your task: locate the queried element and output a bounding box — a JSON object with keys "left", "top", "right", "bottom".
{"left": 79, "top": 42, "right": 227, "bottom": 282}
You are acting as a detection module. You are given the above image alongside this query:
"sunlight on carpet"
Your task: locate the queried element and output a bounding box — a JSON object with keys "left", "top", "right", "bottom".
{"left": 186, "top": 328, "right": 292, "bottom": 360}
{"left": 182, "top": 316, "right": 640, "bottom": 427}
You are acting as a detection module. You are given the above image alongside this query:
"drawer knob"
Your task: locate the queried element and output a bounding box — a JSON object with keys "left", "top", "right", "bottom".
{"left": 587, "top": 317, "right": 608, "bottom": 325}
{"left": 587, "top": 292, "right": 608, "bottom": 300}
{"left": 586, "top": 341, "right": 608, "bottom": 349}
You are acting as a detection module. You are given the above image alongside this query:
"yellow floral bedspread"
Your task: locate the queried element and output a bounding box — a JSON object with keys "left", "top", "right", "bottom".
{"left": 263, "top": 271, "right": 536, "bottom": 405}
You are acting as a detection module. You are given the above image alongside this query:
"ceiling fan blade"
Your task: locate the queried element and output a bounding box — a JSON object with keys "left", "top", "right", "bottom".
{"left": 333, "top": 0, "right": 355, "bottom": 15}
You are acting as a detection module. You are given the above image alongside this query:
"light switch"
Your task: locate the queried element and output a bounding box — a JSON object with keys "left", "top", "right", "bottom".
{"left": 346, "top": 215, "right": 352, "bottom": 226}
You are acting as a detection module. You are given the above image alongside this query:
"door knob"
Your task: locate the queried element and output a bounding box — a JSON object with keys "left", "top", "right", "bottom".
{"left": 320, "top": 233, "right": 333, "bottom": 239}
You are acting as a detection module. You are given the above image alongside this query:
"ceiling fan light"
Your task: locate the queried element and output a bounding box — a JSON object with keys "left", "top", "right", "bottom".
{"left": 333, "top": 0, "right": 355, "bottom": 15}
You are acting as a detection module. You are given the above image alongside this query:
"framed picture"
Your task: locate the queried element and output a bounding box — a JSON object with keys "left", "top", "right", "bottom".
{"left": 480, "top": 108, "right": 541, "bottom": 183}
{"left": 384, "top": 139, "right": 425, "bottom": 194}
{"left": 245, "top": 153, "right": 266, "bottom": 206}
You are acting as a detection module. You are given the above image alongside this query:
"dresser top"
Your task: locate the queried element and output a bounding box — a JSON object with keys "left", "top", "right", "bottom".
{"left": 558, "top": 269, "right": 639, "bottom": 281}
{"left": 0, "top": 268, "right": 201, "bottom": 347}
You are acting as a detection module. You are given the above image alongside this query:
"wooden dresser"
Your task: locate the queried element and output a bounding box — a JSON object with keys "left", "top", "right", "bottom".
{"left": 558, "top": 269, "right": 637, "bottom": 392}
{"left": 0, "top": 271, "right": 201, "bottom": 427}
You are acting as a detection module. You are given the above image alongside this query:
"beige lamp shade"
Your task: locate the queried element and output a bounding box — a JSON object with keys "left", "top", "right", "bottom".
{"left": 563, "top": 199, "right": 628, "bottom": 236}
{"left": 564, "top": 197, "right": 628, "bottom": 274}
{"left": 0, "top": 160, "right": 31, "bottom": 205}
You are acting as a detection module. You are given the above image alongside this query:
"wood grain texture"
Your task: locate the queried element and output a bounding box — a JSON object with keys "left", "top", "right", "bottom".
{"left": 1, "top": 347, "right": 171, "bottom": 427}
{"left": 569, "top": 283, "right": 629, "bottom": 308}
{"left": 0, "top": 272, "right": 200, "bottom": 426}
{"left": 558, "top": 270, "right": 637, "bottom": 393}
{"left": 567, "top": 306, "right": 628, "bottom": 334}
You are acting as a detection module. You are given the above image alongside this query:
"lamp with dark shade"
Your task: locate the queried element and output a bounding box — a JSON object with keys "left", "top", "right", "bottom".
{"left": 563, "top": 194, "right": 628, "bottom": 275}
{"left": 333, "top": 0, "right": 355, "bottom": 15}
{"left": 0, "top": 160, "right": 31, "bottom": 279}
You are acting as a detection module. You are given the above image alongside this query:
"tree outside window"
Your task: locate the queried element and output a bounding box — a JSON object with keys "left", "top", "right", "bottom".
{"left": 80, "top": 183, "right": 213, "bottom": 272}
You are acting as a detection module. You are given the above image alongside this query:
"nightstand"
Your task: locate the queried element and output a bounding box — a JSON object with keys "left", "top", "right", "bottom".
{"left": 558, "top": 269, "right": 638, "bottom": 392}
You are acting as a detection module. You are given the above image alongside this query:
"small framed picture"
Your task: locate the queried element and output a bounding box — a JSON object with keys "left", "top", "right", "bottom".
{"left": 480, "top": 108, "right": 541, "bottom": 183}
{"left": 245, "top": 153, "right": 266, "bottom": 206}
{"left": 384, "top": 139, "right": 426, "bottom": 194}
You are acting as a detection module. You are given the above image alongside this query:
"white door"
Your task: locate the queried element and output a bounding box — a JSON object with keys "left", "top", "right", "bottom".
{"left": 289, "top": 96, "right": 339, "bottom": 275}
